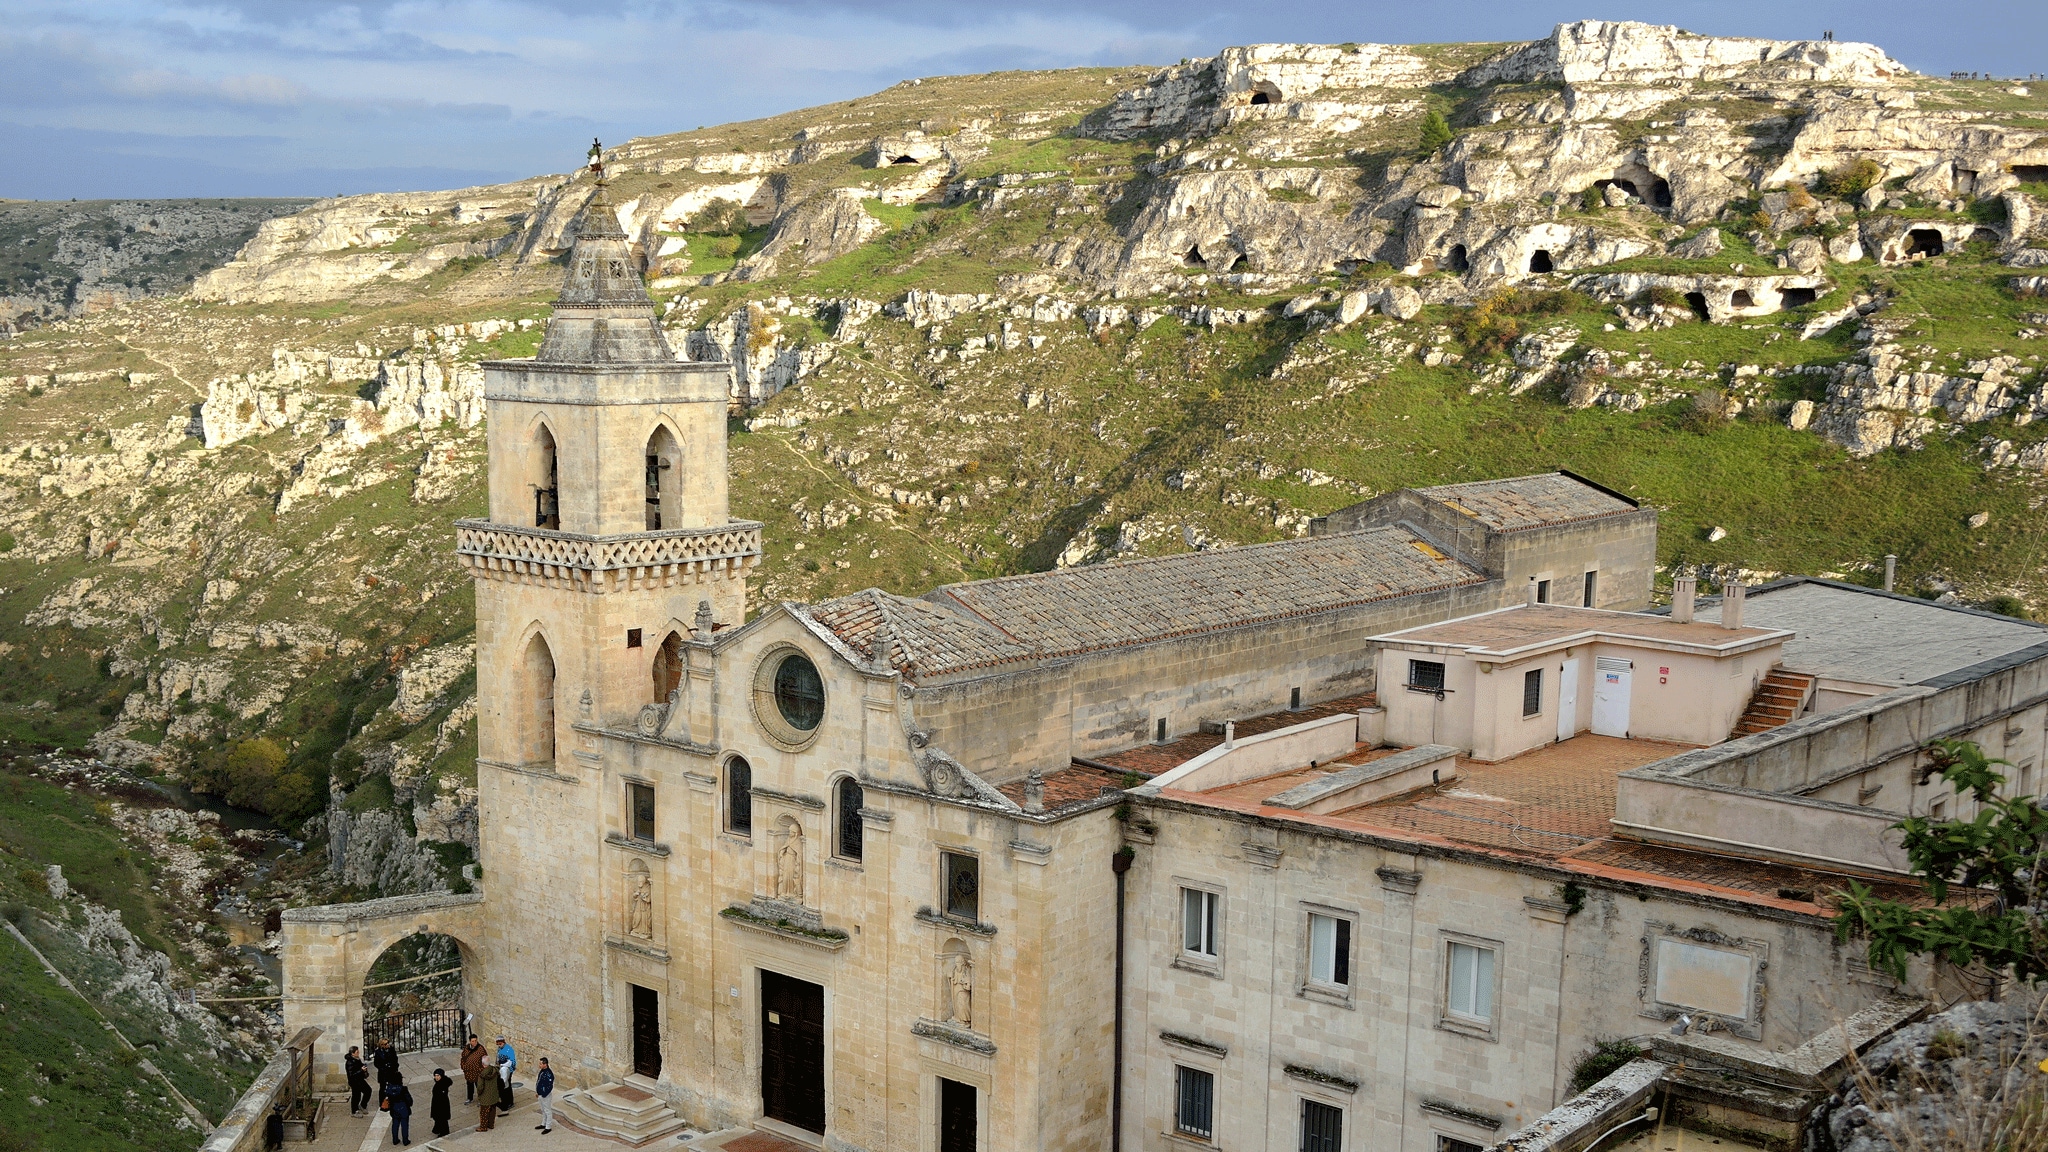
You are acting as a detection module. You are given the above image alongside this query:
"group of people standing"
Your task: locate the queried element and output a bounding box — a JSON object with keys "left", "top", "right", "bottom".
{"left": 345, "top": 1033, "right": 556, "bottom": 1144}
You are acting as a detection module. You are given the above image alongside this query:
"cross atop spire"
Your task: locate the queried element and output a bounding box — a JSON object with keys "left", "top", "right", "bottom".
{"left": 587, "top": 137, "right": 605, "bottom": 182}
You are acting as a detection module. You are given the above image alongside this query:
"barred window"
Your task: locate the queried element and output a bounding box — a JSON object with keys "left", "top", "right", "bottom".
{"left": 835, "top": 777, "right": 864, "bottom": 861}
{"left": 1523, "top": 668, "right": 1543, "bottom": 717}
{"left": 1175, "top": 1066, "right": 1215, "bottom": 1139}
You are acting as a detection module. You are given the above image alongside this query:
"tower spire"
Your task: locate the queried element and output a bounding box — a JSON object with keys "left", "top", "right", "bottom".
{"left": 533, "top": 143, "right": 671, "bottom": 364}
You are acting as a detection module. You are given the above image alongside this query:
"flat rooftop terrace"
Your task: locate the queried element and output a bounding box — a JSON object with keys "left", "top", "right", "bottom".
{"left": 1159, "top": 731, "right": 1937, "bottom": 914}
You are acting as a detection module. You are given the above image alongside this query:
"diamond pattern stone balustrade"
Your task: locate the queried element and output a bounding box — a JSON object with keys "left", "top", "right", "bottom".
{"left": 455, "top": 518, "right": 763, "bottom": 590}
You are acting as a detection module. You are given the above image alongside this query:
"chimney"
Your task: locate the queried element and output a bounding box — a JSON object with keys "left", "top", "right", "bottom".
{"left": 1672, "top": 576, "right": 1696, "bottom": 623}
{"left": 1883, "top": 554, "right": 1897, "bottom": 593}
{"left": 1723, "top": 581, "right": 1747, "bottom": 629}
{"left": 1525, "top": 576, "right": 1539, "bottom": 606}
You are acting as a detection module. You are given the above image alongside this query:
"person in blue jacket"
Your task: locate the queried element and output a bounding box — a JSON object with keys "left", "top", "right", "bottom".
{"left": 496, "top": 1036, "right": 517, "bottom": 1111}
{"left": 383, "top": 1081, "right": 414, "bottom": 1146}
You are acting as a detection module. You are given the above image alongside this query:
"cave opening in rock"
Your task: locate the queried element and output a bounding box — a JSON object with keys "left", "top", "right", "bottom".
{"left": 1445, "top": 244, "right": 1470, "bottom": 273}
{"left": 1184, "top": 246, "right": 1206, "bottom": 267}
{"left": 1780, "top": 286, "right": 1818, "bottom": 307}
{"left": 1970, "top": 227, "right": 2002, "bottom": 248}
{"left": 1685, "top": 292, "right": 1710, "bottom": 320}
{"left": 1250, "top": 91, "right": 1271, "bottom": 105}
{"left": 1528, "top": 249, "right": 1554, "bottom": 273}
{"left": 1730, "top": 289, "right": 1755, "bottom": 309}
{"left": 891, "top": 155, "right": 921, "bottom": 165}
{"left": 1248, "top": 82, "right": 1282, "bottom": 106}
{"left": 1906, "top": 228, "right": 1945, "bottom": 257}
{"left": 1649, "top": 177, "right": 1674, "bottom": 208}
{"left": 2014, "top": 165, "right": 2048, "bottom": 184}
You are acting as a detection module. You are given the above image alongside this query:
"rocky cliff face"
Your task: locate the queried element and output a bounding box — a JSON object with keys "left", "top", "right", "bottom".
{"left": 0, "top": 198, "right": 308, "bottom": 333}
{"left": 4, "top": 19, "right": 2048, "bottom": 902}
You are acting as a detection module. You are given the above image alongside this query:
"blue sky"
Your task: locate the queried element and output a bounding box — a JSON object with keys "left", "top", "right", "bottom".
{"left": 1, "top": 0, "right": 2039, "bottom": 200}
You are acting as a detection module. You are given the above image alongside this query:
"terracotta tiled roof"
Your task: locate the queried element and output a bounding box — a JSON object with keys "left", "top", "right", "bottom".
{"left": 1560, "top": 840, "right": 1947, "bottom": 911}
{"left": 803, "top": 527, "right": 1482, "bottom": 681}
{"left": 1416, "top": 472, "right": 1637, "bottom": 531}
{"left": 802, "top": 588, "right": 1036, "bottom": 678}
{"left": 1091, "top": 692, "right": 1380, "bottom": 774}
{"left": 994, "top": 762, "right": 1134, "bottom": 812}
{"left": 928, "top": 527, "right": 1483, "bottom": 659}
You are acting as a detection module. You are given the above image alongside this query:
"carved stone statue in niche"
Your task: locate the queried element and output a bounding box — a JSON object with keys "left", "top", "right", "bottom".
{"left": 942, "top": 944, "right": 973, "bottom": 1030}
{"left": 626, "top": 863, "right": 653, "bottom": 939}
{"left": 775, "top": 820, "right": 805, "bottom": 903}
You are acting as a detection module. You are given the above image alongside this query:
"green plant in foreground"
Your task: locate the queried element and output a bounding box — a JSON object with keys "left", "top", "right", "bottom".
{"left": 1834, "top": 739, "right": 2048, "bottom": 982}
{"left": 1568, "top": 1037, "right": 1647, "bottom": 1094}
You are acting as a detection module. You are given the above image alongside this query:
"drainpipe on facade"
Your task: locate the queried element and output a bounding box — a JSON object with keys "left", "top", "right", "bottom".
{"left": 1111, "top": 845, "right": 1135, "bottom": 1152}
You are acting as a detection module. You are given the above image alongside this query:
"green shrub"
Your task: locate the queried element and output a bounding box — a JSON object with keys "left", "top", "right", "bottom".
{"left": 1579, "top": 186, "right": 1604, "bottom": 213}
{"left": 1646, "top": 285, "right": 1687, "bottom": 309}
{"left": 687, "top": 198, "right": 750, "bottom": 234}
{"left": 1417, "top": 110, "right": 1452, "bottom": 156}
{"left": 1682, "top": 388, "right": 1731, "bottom": 434}
{"left": 1568, "top": 1038, "right": 1646, "bottom": 1094}
{"left": 1818, "top": 158, "right": 1885, "bottom": 198}
{"left": 1986, "top": 594, "right": 2031, "bottom": 619}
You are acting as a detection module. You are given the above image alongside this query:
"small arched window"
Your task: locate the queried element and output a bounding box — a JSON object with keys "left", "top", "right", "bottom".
{"left": 726, "top": 756, "right": 753, "bottom": 835}
{"left": 520, "top": 632, "right": 557, "bottom": 765}
{"left": 644, "top": 425, "right": 679, "bottom": 531}
{"left": 836, "top": 777, "right": 864, "bottom": 860}
{"left": 532, "top": 424, "right": 560, "bottom": 529}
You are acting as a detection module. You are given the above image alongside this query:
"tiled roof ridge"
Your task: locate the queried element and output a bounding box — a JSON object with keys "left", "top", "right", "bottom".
{"left": 926, "top": 524, "right": 1417, "bottom": 598}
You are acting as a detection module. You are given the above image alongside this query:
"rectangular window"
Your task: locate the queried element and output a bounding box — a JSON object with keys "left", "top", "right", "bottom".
{"left": 1175, "top": 1066, "right": 1215, "bottom": 1140}
{"left": 627, "top": 781, "right": 655, "bottom": 842}
{"left": 1522, "top": 668, "right": 1543, "bottom": 717}
{"left": 1308, "top": 913, "right": 1350, "bottom": 988}
{"left": 1447, "top": 941, "right": 1495, "bottom": 1022}
{"left": 1408, "top": 660, "right": 1446, "bottom": 692}
{"left": 1157, "top": 717, "right": 1168, "bottom": 743}
{"left": 1536, "top": 579, "right": 1551, "bottom": 604}
{"left": 1182, "top": 887, "right": 1220, "bottom": 958}
{"left": 1290, "top": 686, "right": 1302, "bottom": 711}
{"left": 1583, "top": 570, "right": 1598, "bottom": 607}
{"left": 1300, "top": 1099, "right": 1343, "bottom": 1152}
{"left": 626, "top": 628, "right": 643, "bottom": 648}
{"left": 943, "top": 852, "right": 980, "bottom": 921}
{"left": 1439, "top": 1139, "right": 1484, "bottom": 1152}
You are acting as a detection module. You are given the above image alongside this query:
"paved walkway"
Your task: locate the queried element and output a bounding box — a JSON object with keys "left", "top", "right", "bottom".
{"left": 303, "top": 1049, "right": 804, "bottom": 1152}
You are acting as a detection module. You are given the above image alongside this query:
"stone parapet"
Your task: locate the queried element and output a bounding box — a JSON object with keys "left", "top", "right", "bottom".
{"left": 455, "top": 518, "right": 762, "bottom": 590}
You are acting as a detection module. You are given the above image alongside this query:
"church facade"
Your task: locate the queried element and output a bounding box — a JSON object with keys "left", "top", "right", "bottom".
{"left": 281, "top": 171, "right": 1961, "bottom": 1152}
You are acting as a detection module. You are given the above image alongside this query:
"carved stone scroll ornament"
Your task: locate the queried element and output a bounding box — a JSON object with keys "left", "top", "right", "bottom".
{"left": 636, "top": 701, "right": 667, "bottom": 736}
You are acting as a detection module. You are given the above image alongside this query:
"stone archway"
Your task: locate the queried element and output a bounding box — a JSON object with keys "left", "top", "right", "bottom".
{"left": 281, "top": 891, "right": 485, "bottom": 1091}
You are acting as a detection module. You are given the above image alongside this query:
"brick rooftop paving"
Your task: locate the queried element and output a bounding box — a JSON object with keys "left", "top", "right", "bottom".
{"left": 1334, "top": 735, "right": 1686, "bottom": 859}
{"left": 1092, "top": 692, "right": 1378, "bottom": 774}
{"left": 995, "top": 762, "right": 1130, "bottom": 812}
{"left": 1376, "top": 603, "right": 1780, "bottom": 650}
{"left": 1561, "top": 839, "right": 1947, "bottom": 909}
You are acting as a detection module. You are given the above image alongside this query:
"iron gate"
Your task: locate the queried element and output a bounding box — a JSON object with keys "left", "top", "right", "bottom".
{"left": 365, "top": 1007, "right": 466, "bottom": 1054}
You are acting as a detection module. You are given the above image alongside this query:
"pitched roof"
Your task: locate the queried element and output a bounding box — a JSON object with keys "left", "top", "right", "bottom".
{"left": 801, "top": 526, "right": 1485, "bottom": 680}
{"left": 1414, "top": 471, "right": 1637, "bottom": 531}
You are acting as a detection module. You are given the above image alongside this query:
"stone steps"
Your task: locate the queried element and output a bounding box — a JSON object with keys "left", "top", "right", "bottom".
{"left": 1732, "top": 670, "right": 1816, "bottom": 736}
{"left": 554, "top": 1080, "right": 687, "bottom": 1146}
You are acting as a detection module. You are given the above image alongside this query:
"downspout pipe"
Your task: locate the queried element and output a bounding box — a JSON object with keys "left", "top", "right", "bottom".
{"left": 1112, "top": 845, "right": 1134, "bottom": 1152}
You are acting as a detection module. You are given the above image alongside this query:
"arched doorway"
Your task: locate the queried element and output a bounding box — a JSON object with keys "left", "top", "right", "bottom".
{"left": 362, "top": 932, "right": 470, "bottom": 1055}
{"left": 653, "top": 630, "right": 685, "bottom": 703}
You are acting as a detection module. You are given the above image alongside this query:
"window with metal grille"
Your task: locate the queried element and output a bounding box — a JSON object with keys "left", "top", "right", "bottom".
{"left": 1523, "top": 668, "right": 1543, "bottom": 717}
{"left": 1309, "top": 913, "right": 1350, "bottom": 987}
{"left": 943, "top": 852, "right": 980, "bottom": 921}
{"left": 627, "top": 781, "right": 655, "bottom": 842}
{"left": 1300, "top": 1099, "right": 1343, "bottom": 1152}
{"left": 1408, "top": 660, "right": 1446, "bottom": 692}
{"left": 1583, "top": 570, "right": 1598, "bottom": 607}
{"left": 1175, "top": 1066, "right": 1215, "bottom": 1139}
{"left": 835, "top": 777, "right": 864, "bottom": 860}
{"left": 726, "top": 757, "right": 752, "bottom": 835}
{"left": 1182, "top": 888, "right": 1220, "bottom": 958}
{"left": 1447, "top": 941, "right": 1496, "bottom": 1022}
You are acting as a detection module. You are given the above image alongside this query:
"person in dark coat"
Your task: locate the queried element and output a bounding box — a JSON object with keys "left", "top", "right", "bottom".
{"left": 264, "top": 1104, "right": 285, "bottom": 1151}
{"left": 371, "top": 1038, "right": 402, "bottom": 1088}
{"left": 346, "top": 1046, "right": 373, "bottom": 1115}
{"left": 475, "top": 1057, "right": 501, "bottom": 1131}
{"left": 459, "top": 1035, "right": 486, "bottom": 1103}
{"left": 429, "top": 1069, "right": 453, "bottom": 1138}
{"left": 384, "top": 1081, "right": 414, "bottom": 1146}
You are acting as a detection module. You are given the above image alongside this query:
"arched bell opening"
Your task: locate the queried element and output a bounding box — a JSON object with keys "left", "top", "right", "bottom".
{"left": 531, "top": 424, "right": 560, "bottom": 530}
{"left": 645, "top": 425, "right": 680, "bottom": 530}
